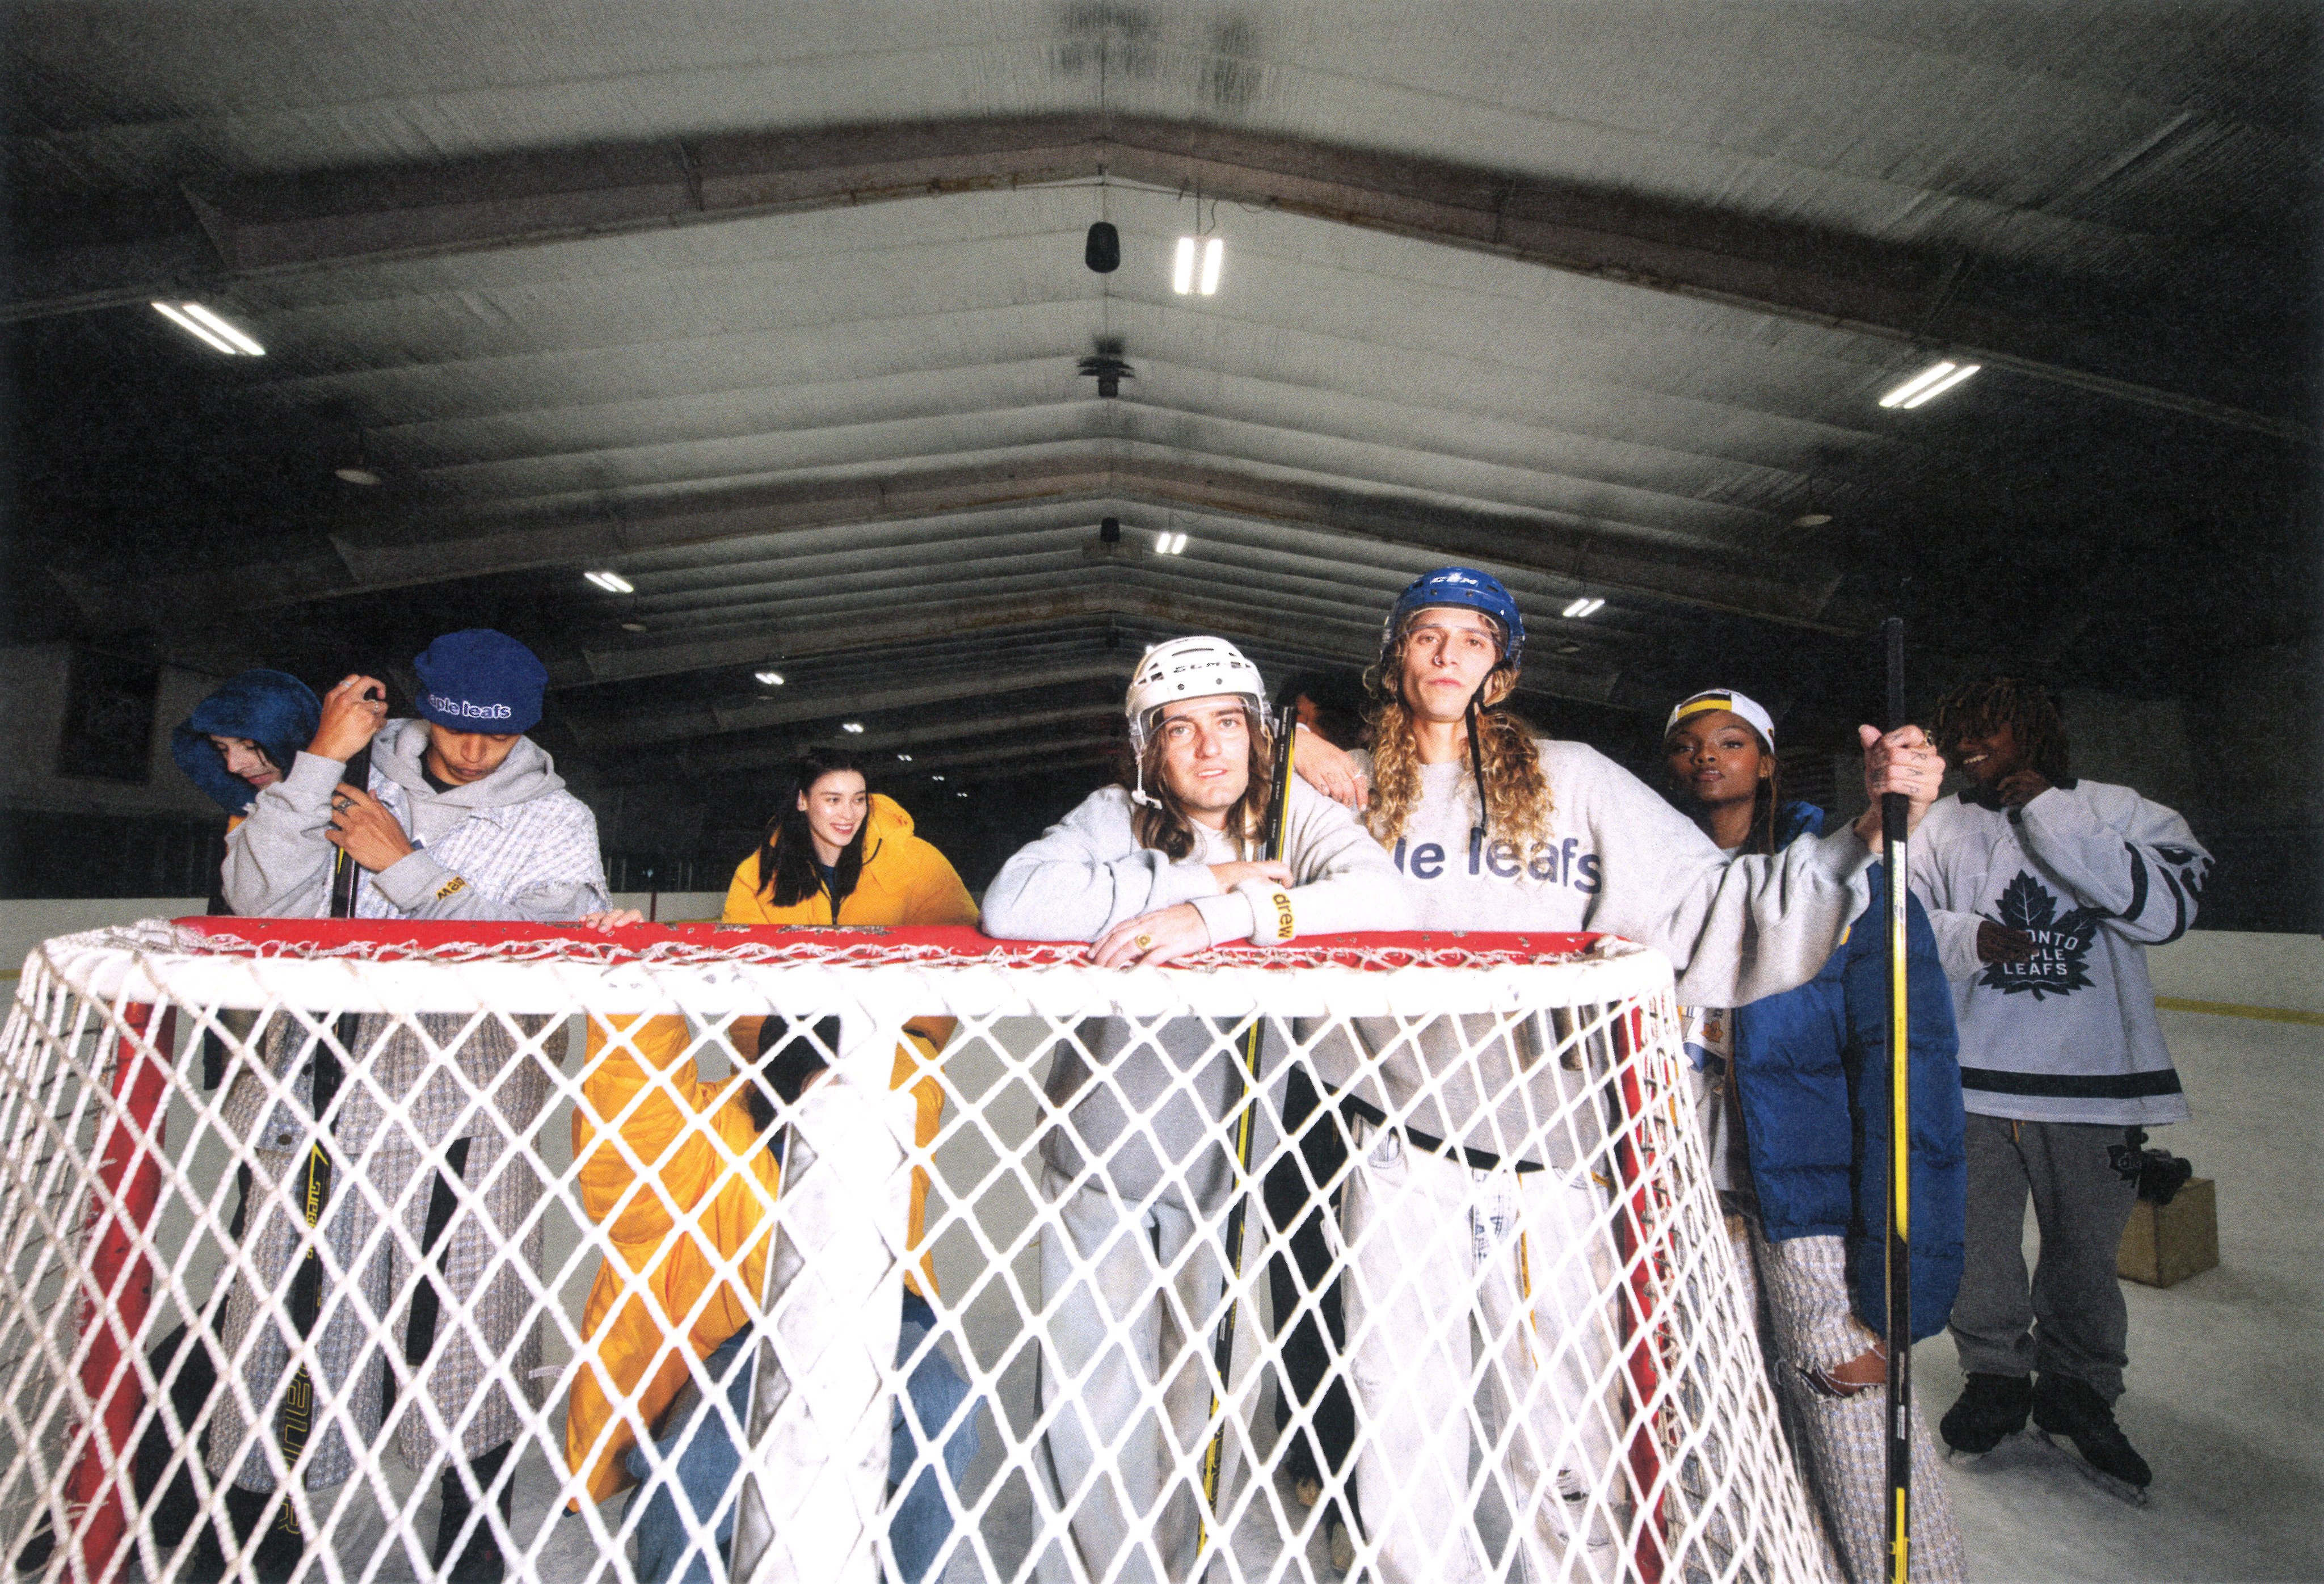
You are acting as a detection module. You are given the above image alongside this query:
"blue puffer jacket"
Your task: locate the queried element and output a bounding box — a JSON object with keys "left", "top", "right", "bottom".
{"left": 1733, "top": 804, "right": 1967, "bottom": 1342}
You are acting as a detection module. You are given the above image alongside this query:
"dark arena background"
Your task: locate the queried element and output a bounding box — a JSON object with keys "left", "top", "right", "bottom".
{"left": 0, "top": 6, "right": 2317, "bottom": 1582}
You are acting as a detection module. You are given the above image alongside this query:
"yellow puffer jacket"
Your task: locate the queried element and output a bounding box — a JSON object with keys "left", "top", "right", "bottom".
{"left": 562, "top": 796, "right": 977, "bottom": 1505}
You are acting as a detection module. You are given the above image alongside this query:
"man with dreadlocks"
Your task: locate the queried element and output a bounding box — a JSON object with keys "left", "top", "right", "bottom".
{"left": 1295, "top": 567, "right": 1946, "bottom": 1583}
{"left": 1912, "top": 677, "right": 2209, "bottom": 1497}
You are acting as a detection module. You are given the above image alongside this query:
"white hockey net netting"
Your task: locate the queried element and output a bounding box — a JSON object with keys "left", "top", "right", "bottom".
{"left": 0, "top": 920, "right": 1832, "bottom": 1584}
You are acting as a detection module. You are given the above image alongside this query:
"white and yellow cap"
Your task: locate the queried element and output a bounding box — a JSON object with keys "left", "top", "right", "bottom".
{"left": 1666, "top": 688, "right": 1775, "bottom": 746}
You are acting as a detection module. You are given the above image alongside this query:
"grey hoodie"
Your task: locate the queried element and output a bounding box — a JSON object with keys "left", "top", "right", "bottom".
{"left": 223, "top": 719, "right": 608, "bottom": 921}
{"left": 1314, "top": 740, "right": 1876, "bottom": 1168}
{"left": 982, "top": 780, "right": 1411, "bottom": 1204}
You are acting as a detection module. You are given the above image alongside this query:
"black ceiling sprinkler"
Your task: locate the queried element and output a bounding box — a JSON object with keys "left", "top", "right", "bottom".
{"left": 1079, "top": 338, "right": 1134, "bottom": 399}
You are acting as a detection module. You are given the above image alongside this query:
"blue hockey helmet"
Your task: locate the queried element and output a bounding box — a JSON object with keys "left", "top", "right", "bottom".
{"left": 1382, "top": 566, "right": 1526, "bottom": 671}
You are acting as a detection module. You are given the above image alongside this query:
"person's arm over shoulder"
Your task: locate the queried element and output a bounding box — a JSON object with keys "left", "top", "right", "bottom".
{"left": 1565, "top": 741, "right": 1872, "bottom": 1007}
{"left": 981, "top": 788, "right": 1221, "bottom": 942}
{"left": 2015, "top": 782, "right": 2210, "bottom": 944}
{"left": 221, "top": 750, "right": 343, "bottom": 917}
{"left": 1185, "top": 779, "right": 1412, "bottom": 943}
{"left": 369, "top": 793, "right": 611, "bottom": 922}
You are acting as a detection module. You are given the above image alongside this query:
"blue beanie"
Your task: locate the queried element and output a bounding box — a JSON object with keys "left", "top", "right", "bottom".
{"left": 170, "top": 669, "right": 323, "bottom": 815}
{"left": 413, "top": 629, "right": 547, "bottom": 734}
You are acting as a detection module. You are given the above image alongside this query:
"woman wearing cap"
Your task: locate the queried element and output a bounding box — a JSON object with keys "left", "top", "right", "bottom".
{"left": 1664, "top": 690, "right": 1967, "bottom": 1583}
{"left": 1286, "top": 569, "right": 1945, "bottom": 1583}
{"left": 983, "top": 637, "right": 1409, "bottom": 1584}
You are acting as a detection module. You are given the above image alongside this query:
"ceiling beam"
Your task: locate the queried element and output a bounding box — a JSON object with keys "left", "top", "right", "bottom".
{"left": 565, "top": 661, "right": 1129, "bottom": 750}
{"left": 10, "top": 114, "right": 2298, "bottom": 438}
{"left": 551, "top": 581, "right": 1666, "bottom": 722}
{"left": 77, "top": 449, "right": 1862, "bottom": 640}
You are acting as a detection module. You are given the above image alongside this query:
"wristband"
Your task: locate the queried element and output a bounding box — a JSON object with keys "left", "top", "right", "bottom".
{"left": 1233, "top": 879, "right": 1296, "bottom": 946}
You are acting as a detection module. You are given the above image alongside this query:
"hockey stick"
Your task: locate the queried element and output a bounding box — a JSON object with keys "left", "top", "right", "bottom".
{"left": 1197, "top": 719, "right": 1298, "bottom": 1551}
{"left": 271, "top": 693, "right": 381, "bottom": 1542}
{"left": 1881, "top": 619, "right": 1913, "bottom": 1584}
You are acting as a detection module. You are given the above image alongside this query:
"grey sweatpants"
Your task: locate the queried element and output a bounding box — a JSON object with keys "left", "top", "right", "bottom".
{"left": 1950, "top": 1115, "right": 2144, "bottom": 1401}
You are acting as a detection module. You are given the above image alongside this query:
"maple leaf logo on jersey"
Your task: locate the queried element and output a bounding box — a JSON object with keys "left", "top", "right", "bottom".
{"left": 1980, "top": 870, "right": 2096, "bottom": 999}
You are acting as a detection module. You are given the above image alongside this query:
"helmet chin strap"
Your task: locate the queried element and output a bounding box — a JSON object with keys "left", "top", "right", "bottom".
{"left": 1466, "top": 692, "right": 1490, "bottom": 851}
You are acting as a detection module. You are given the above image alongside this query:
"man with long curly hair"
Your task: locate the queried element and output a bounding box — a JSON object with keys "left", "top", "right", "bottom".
{"left": 1914, "top": 677, "right": 2209, "bottom": 1495}
{"left": 1295, "top": 566, "right": 1947, "bottom": 1583}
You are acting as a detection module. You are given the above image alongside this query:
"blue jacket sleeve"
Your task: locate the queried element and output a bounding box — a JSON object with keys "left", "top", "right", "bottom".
{"left": 1841, "top": 869, "right": 1969, "bottom": 1343}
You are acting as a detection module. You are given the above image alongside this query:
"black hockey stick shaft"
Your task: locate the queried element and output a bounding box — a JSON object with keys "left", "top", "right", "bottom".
{"left": 1198, "top": 720, "right": 1298, "bottom": 1546}
{"left": 277, "top": 693, "right": 379, "bottom": 1536}
{"left": 1883, "top": 618, "right": 1913, "bottom": 1584}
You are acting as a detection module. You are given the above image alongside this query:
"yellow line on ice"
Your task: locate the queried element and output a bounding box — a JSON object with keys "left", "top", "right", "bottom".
{"left": 2154, "top": 996, "right": 2324, "bottom": 1027}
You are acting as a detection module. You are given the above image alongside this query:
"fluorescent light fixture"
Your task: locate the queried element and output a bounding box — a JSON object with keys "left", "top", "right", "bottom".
{"left": 931, "top": 774, "right": 946, "bottom": 781}
{"left": 179, "top": 302, "right": 265, "bottom": 356}
{"left": 753, "top": 670, "right": 785, "bottom": 686}
{"left": 956, "top": 791, "right": 969, "bottom": 798}
{"left": 334, "top": 466, "right": 382, "bottom": 486}
{"left": 1173, "top": 237, "right": 1197, "bottom": 295}
{"left": 621, "top": 621, "right": 649, "bottom": 633}
{"left": 1199, "top": 237, "right": 1223, "bottom": 295}
{"left": 896, "top": 753, "right": 913, "bottom": 762}
{"left": 1900, "top": 362, "right": 1980, "bottom": 408}
{"left": 583, "top": 570, "right": 634, "bottom": 594}
{"left": 151, "top": 302, "right": 240, "bottom": 355}
{"left": 1154, "top": 531, "right": 1188, "bottom": 555}
{"left": 1878, "top": 360, "right": 1981, "bottom": 410}
{"left": 841, "top": 721, "right": 865, "bottom": 734}
{"left": 1561, "top": 596, "right": 1606, "bottom": 619}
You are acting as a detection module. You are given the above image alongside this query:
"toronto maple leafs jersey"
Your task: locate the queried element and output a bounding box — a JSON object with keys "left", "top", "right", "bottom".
{"left": 1908, "top": 779, "right": 2209, "bottom": 1125}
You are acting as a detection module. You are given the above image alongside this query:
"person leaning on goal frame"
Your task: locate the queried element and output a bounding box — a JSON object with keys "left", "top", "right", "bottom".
{"left": 980, "top": 636, "right": 1411, "bottom": 1584}
{"left": 197, "top": 629, "right": 608, "bottom": 1584}
{"left": 1286, "top": 567, "right": 1947, "bottom": 1583}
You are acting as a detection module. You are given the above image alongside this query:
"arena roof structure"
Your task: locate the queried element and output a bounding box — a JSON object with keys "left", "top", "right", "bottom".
{"left": 5, "top": 2, "right": 2317, "bottom": 879}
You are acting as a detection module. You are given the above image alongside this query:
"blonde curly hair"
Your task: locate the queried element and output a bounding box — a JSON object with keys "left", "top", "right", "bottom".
{"left": 1362, "top": 631, "right": 1552, "bottom": 850}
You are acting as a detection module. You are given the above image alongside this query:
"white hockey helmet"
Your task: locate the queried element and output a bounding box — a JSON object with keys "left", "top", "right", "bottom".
{"left": 1125, "top": 636, "right": 1273, "bottom": 805}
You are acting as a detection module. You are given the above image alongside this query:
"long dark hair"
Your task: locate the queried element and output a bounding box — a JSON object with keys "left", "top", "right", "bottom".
{"left": 756, "top": 747, "right": 869, "bottom": 909}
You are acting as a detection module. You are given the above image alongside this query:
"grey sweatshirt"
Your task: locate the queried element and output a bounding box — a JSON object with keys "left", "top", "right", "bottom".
{"left": 1315, "top": 740, "right": 1876, "bottom": 1167}
{"left": 982, "top": 780, "right": 1411, "bottom": 1204}
{"left": 223, "top": 719, "right": 609, "bottom": 922}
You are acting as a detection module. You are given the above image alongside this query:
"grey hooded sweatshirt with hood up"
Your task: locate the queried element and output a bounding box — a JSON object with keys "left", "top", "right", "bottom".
{"left": 223, "top": 717, "right": 608, "bottom": 921}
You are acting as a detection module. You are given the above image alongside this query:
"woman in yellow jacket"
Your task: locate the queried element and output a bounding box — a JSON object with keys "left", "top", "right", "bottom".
{"left": 566, "top": 748, "right": 980, "bottom": 1583}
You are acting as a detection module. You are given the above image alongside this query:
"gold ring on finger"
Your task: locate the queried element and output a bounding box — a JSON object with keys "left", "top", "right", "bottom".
{"left": 1136, "top": 934, "right": 1153, "bottom": 951}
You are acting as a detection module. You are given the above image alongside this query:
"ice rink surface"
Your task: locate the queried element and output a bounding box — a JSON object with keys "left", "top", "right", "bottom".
{"left": 1928, "top": 1007, "right": 2324, "bottom": 1583}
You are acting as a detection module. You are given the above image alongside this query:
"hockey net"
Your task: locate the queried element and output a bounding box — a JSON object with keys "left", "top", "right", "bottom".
{"left": 0, "top": 920, "right": 1833, "bottom": 1584}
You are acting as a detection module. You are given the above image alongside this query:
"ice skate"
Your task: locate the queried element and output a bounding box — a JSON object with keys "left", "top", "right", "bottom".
{"left": 2030, "top": 1374, "right": 2152, "bottom": 1507}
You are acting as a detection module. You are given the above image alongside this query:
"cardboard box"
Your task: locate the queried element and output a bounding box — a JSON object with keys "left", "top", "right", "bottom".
{"left": 2117, "top": 1177, "right": 2218, "bottom": 1288}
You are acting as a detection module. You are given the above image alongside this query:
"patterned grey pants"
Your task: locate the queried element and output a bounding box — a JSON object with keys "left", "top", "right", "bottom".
{"left": 205, "top": 1011, "right": 557, "bottom": 1491}
{"left": 1733, "top": 1220, "right": 1966, "bottom": 1584}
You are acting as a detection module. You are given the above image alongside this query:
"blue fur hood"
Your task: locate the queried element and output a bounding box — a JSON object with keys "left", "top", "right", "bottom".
{"left": 169, "top": 670, "right": 321, "bottom": 814}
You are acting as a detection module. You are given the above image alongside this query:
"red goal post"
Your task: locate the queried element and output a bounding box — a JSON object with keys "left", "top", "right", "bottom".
{"left": 1, "top": 919, "right": 1833, "bottom": 1584}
